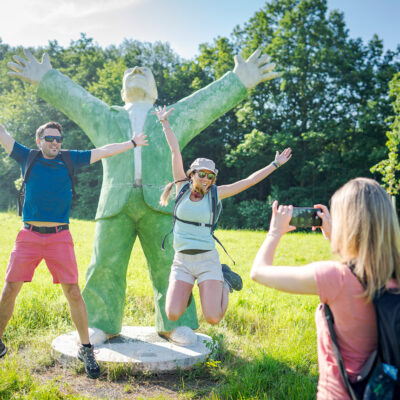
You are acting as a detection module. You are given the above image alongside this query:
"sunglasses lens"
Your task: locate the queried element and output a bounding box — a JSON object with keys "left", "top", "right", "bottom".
{"left": 197, "top": 171, "right": 215, "bottom": 180}
{"left": 44, "top": 136, "right": 63, "bottom": 143}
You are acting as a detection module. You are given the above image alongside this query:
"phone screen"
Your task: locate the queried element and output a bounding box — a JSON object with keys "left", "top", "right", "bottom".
{"left": 290, "top": 207, "right": 322, "bottom": 228}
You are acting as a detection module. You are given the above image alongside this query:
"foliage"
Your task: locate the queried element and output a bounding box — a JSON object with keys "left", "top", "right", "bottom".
{"left": 371, "top": 72, "right": 400, "bottom": 196}
{"left": 0, "top": 0, "right": 399, "bottom": 225}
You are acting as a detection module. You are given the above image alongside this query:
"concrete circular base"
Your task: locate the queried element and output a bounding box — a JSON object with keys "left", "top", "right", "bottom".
{"left": 52, "top": 326, "right": 213, "bottom": 371}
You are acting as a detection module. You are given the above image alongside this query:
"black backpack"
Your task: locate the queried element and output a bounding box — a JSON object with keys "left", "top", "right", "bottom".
{"left": 324, "top": 267, "right": 400, "bottom": 400}
{"left": 161, "top": 181, "right": 234, "bottom": 263}
{"left": 17, "top": 149, "right": 75, "bottom": 216}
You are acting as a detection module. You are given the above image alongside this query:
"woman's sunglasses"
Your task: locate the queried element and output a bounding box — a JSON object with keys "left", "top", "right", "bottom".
{"left": 42, "top": 135, "right": 63, "bottom": 143}
{"left": 197, "top": 171, "right": 216, "bottom": 180}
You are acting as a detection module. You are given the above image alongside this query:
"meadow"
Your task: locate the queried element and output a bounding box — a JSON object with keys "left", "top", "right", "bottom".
{"left": 0, "top": 211, "right": 334, "bottom": 399}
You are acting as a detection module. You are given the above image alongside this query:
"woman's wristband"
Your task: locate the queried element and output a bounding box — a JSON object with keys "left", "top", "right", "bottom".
{"left": 272, "top": 161, "right": 280, "bottom": 169}
{"left": 131, "top": 139, "right": 137, "bottom": 148}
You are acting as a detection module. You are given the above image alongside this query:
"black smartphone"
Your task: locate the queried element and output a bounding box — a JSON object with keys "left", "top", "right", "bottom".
{"left": 290, "top": 207, "right": 322, "bottom": 228}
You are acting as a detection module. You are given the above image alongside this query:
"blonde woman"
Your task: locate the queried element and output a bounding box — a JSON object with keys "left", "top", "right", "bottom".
{"left": 251, "top": 177, "right": 400, "bottom": 399}
{"left": 153, "top": 105, "right": 292, "bottom": 328}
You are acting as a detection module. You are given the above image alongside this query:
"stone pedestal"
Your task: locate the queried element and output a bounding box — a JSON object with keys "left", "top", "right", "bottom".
{"left": 51, "top": 326, "right": 213, "bottom": 371}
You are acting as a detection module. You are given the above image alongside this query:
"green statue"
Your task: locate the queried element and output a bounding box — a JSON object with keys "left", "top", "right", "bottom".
{"left": 8, "top": 49, "right": 280, "bottom": 345}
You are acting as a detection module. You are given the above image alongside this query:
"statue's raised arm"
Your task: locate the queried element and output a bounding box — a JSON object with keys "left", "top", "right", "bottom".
{"left": 8, "top": 50, "right": 112, "bottom": 148}
{"left": 8, "top": 50, "right": 52, "bottom": 85}
{"left": 167, "top": 48, "right": 281, "bottom": 149}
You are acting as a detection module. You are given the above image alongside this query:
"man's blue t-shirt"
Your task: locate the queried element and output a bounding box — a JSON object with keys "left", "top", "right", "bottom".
{"left": 10, "top": 142, "right": 91, "bottom": 223}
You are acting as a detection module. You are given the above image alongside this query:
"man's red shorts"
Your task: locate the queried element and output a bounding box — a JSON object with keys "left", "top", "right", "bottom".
{"left": 5, "top": 227, "right": 78, "bottom": 284}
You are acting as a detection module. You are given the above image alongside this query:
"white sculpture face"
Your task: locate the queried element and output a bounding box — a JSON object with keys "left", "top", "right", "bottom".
{"left": 121, "top": 66, "right": 158, "bottom": 104}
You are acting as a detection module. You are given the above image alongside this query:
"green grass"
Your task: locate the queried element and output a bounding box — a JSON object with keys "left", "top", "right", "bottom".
{"left": 0, "top": 211, "right": 334, "bottom": 399}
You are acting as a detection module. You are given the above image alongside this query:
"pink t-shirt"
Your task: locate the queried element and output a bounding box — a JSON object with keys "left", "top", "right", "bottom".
{"left": 314, "top": 261, "right": 377, "bottom": 400}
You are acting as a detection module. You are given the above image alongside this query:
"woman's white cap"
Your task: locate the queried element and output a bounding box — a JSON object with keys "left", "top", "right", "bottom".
{"left": 189, "top": 158, "right": 218, "bottom": 174}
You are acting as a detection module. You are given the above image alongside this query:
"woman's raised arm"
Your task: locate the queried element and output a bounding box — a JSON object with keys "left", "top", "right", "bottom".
{"left": 218, "top": 148, "right": 292, "bottom": 200}
{"left": 153, "top": 106, "right": 186, "bottom": 183}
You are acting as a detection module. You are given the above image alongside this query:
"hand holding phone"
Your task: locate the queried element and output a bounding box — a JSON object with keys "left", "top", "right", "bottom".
{"left": 290, "top": 207, "right": 322, "bottom": 228}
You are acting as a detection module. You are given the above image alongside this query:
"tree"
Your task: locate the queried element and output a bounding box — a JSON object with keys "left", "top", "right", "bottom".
{"left": 371, "top": 72, "right": 400, "bottom": 196}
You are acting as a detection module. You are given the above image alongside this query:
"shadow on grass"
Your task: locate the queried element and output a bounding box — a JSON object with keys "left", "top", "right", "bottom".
{"left": 1, "top": 338, "right": 317, "bottom": 400}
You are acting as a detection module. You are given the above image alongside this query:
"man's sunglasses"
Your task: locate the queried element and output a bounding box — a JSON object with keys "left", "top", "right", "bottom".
{"left": 42, "top": 135, "right": 63, "bottom": 143}
{"left": 197, "top": 171, "right": 216, "bottom": 180}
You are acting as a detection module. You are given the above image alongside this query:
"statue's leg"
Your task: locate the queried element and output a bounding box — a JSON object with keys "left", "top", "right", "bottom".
{"left": 138, "top": 210, "right": 199, "bottom": 333}
{"left": 82, "top": 213, "right": 136, "bottom": 335}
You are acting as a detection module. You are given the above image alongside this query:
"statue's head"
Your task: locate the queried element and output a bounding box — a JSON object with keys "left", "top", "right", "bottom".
{"left": 121, "top": 66, "right": 158, "bottom": 104}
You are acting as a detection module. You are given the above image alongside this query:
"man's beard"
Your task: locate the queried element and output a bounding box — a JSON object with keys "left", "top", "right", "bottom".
{"left": 41, "top": 147, "right": 59, "bottom": 158}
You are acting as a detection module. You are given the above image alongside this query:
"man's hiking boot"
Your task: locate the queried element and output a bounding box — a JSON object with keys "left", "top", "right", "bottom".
{"left": 222, "top": 264, "right": 243, "bottom": 292}
{"left": 0, "top": 339, "right": 7, "bottom": 358}
{"left": 77, "top": 345, "right": 100, "bottom": 379}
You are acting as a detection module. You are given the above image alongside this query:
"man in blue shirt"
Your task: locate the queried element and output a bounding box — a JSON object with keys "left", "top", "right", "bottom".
{"left": 0, "top": 121, "right": 147, "bottom": 379}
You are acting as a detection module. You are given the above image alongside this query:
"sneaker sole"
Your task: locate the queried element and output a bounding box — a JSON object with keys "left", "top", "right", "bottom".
{"left": 0, "top": 346, "right": 8, "bottom": 358}
{"left": 222, "top": 264, "right": 243, "bottom": 291}
{"left": 78, "top": 354, "right": 101, "bottom": 379}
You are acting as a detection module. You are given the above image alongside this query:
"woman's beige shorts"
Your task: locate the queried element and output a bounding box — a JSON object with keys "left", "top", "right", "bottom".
{"left": 170, "top": 249, "right": 224, "bottom": 285}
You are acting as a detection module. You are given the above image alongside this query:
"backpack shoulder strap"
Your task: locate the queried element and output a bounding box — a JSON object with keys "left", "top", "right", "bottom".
{"left": 209, "top": 184, "right": 222, "bottom": 231}
{"left": 23, "top": 149, "right": 41, "bottom": 183}
{"left": 161, "top": 181, "right": 190, "bottom": 250}
{"left": 324, "top": 304, "right": 360, "bottom": 400}
{"left": 174, "top": 182, "right": 191, "bottom": 215}
{"left": 59, "top": 150, "right": 76, "bottom": 194}
{"left": 208, "top": 184, "right": 235, "bottom": 264}
{"left": 18, "top": 150, "right": 42, "bottom": 216}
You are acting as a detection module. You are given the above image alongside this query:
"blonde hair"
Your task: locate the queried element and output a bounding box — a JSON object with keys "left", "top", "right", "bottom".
{"left": 330, "top": 177, "right": 400, "bottom": 300}
{"left": 159, "top": 177, "right": 190, "bottom": 206}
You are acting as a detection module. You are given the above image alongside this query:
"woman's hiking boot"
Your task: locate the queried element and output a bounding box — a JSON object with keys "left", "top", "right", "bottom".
{"left": 0, "top": 339, "right": 7, "bottom": 358}
{"left": 222, "top": 264, "right": 243, "bottom": 292}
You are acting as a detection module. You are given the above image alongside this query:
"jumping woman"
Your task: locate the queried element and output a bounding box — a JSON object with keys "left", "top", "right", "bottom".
{"left": 154, "top": 105, "right": 292, "bottom": 327}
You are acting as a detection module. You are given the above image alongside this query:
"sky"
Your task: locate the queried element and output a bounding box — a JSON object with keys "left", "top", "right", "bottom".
{"left": 0, "top": 0, "right": 399, "bottom": 59}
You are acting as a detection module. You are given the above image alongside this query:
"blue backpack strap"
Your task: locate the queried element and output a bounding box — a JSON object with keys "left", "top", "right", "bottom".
{"left": 161, "top": 181, "right": 191, "bottom": 250}
{"left": 18, "top": 149, "right": 41, "bottom": 216}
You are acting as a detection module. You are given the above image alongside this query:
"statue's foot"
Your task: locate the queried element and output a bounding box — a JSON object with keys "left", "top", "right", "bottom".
{"left": 159, "top": 326, "right": 197, "bottom": 346}
{"left": 75, "top": 328, "right": 119, "bottom": 346}
{"left": 88, "top": 327, "right": 108, "bottom": 346}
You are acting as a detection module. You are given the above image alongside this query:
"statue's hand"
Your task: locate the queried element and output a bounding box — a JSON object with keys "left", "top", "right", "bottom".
{"left": 8, "top": 50, "right": 52, "bottom": 85}
{"left": 233, "top": 48, "right": 281, "bottom": 90}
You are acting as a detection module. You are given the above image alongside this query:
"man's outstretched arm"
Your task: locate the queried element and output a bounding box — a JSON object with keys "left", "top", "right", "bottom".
{"left": 0, "top": 124, "right": 15, "bottom": 154}
{"left": 90, "top": 132, "right": 148, "bottom": 164}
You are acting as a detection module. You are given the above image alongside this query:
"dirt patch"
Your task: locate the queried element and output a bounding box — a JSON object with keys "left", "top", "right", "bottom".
{"left": 33, "top": 361, "right": 218, "bottom": 399}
